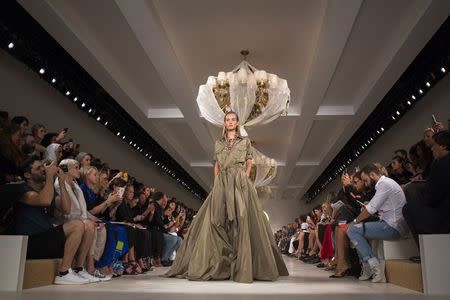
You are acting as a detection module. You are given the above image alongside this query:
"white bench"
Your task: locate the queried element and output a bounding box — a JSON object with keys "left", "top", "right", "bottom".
{"left": 0, "top": 235, "right": 28, "bottom": 291}
{"left": 420, "top": 234, "right": 450, "bottom": 295}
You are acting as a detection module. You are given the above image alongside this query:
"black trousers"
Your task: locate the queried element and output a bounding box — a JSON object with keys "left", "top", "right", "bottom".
{"left": 403, "top": 182, "right": 450, "bottom": 248}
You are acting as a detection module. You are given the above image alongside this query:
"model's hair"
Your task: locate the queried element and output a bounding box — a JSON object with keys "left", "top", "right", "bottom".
{"left": 224, "top": 111, "right": 239, "bottom": 122}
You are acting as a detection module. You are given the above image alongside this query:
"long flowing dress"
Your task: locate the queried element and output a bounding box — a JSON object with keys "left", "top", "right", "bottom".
{"left": 165, "top": 135, "right": 288, "bottom": 283}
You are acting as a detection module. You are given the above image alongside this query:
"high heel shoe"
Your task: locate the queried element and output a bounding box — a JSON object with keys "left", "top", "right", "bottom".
{"left": 329, "top": 269, "right": 350, "bottom": 278}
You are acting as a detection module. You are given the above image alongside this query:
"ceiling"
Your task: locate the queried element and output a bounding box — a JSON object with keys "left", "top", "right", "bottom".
{"left": 17, "top": 0, "right": 450, "bottom": 213}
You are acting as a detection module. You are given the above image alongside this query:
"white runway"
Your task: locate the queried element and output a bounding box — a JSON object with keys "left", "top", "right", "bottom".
{"left": 2, "top": 256, "right": 443, "bottom": 300}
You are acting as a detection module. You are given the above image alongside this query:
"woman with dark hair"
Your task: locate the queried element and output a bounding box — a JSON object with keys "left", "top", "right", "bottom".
{"left": 10, "top": 116, "right": 29, "bottom": 135}
{"left": 390, "top": 156, "right": 413, "bottom": 185}
{"left": 0, "top": 123, "right": 25, "bottom": 184}
{"left": 409, "top": 140, "right": 433, "bottom": 180}
{"left": 31, "top": 123, "right": 47, "bottom": 157}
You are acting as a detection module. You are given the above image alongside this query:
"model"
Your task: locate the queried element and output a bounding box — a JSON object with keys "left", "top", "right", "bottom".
{"left": 165, "top": 111, "right": 288, "bottom": 283}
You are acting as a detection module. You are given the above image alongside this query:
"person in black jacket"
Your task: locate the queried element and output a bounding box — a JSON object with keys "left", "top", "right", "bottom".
{"left": 149, "top": 191, "right": 182, "bottom": 266}
{"left": 403, "top": 130, "right": 450, "bottom": 249}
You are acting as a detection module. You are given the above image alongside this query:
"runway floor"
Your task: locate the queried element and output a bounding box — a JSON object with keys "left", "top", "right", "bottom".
{"left": 1, "top": 256, "right": 446, "bottom": 300}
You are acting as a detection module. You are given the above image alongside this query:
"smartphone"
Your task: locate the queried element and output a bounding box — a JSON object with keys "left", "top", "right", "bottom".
{"left": 117, "top": 187, "right": 125, "bottom": 198}
{"left": 432, "top": 114, "right": 437, "bottom": 124}
{"left": 60, "top": 165, "right": 68, "bottom": 172}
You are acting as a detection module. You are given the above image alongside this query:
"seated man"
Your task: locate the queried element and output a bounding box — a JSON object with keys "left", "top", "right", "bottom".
{"left": 15, "top": 156, "right": 89, "bottom": 284}
{"left": 347, "top": 163, "right": 409, "bottom": 283}
{"left": 149, "top": 191, "right": 182, "bottom": 266}
{"left": 403, "top": 131, "right": 450, "bottom": 247}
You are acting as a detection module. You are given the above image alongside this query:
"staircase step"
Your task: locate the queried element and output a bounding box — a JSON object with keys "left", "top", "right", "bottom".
{"left": 385, "top": 259, "right": 422, "bottom": 292}
{"left": 22, "top": 259, "right": 60, "bottom": 289}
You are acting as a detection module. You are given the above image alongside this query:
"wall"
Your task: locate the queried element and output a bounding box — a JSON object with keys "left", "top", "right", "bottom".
{"left": 0, "top": 49, "right": 203, "bottom": 210}
{"left": 313, "top": 74, "right": 450, "bottom": 207}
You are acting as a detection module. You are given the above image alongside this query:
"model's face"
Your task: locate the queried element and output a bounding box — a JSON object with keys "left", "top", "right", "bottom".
{"left": 224, "top": 113, "right": 239, "bottom": 132}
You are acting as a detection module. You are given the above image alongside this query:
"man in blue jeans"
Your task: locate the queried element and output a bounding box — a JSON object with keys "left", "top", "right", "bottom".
{"left": 347, "top": 163, "right": 409, "bottom": 283}
{"left": 149, "top": 191, "right": 182, "bottom": 266}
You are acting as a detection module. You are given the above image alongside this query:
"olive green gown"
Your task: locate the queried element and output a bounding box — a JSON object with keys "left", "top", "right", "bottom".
{"left": 165, "top": 135, "right": 288, "bottom": 283}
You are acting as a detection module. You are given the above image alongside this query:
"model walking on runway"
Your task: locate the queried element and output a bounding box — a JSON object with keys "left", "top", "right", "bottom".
{"left": 165, "top": 111, "right": 288, "bottom": 283}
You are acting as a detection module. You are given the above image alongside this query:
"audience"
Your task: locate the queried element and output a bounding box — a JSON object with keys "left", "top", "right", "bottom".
{"left": 0, "top": 112, "right": 197, "bottom": 285}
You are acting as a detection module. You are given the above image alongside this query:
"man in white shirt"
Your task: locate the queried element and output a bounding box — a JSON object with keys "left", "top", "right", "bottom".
{"left": 347, "top": 163, "right": 408, "bottom": 283}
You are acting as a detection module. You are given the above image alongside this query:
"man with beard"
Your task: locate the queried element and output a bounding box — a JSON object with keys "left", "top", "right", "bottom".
{"left": 346, "top": 163, "right": 408, "bottom": 283}
{"left": 15, "top": 156, "right": 90, "bottom": 284}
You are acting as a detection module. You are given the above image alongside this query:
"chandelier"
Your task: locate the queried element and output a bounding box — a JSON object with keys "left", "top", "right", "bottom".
{"left": 196, "top": 50, "right": 290, "bottom": 137}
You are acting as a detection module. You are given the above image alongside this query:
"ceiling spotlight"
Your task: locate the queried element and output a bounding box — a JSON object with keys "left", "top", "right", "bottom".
{"left": 134, "top": 143, "right": 137, "bottom": 147}
{"left": 66, "top": 91, "right": 70, "bottom": 96}
{"left": 52, "top": 78, "right": 56, "bottom": 83}
{"left": 407, "top": 101, "right": 411, "bottom": 105}
{"left": 39, "top": 68, "right": 45, "bottom": 74}
{"left": 377, "top": 130, "right": 380, "bottom": 134}
{"left": 117, "top": 132, "right": 120, "bottom": 136}
{"left": 122, "top": 135, "right": 126, "bottom": 140}
{"left": 145, "top": 153, "right": 148, "bottom": 157}
{"left": 381, "top": 127, "right": 385, "bottom": 131}
{"left": 392, "top": 116, "right": 396, "bottom": 120}
{"left": 441, "top": 67, "right": 446, "bottom": 73}
{"left": 88, "top": 108, "right": 92, "bottom": 113}
{"left": 370, "top": 138, "right": 374, "bottom": 142}
{"left": 129, "top": 141, "right": 133, "bottom": 145}
{"left": 73, "top": 97, "right": 78, "bottom": 102}
{"left": 8, "top": 42, "right": 14, "bottom": 49}
{"left": 396, "top": 111, "right": 400, "bottom": 115}
{"left": 96, "top": 116, "right": 101, "bottom": 121}
{"left": 81, "top": 103, "right": 86, "bottom": 108}
{"left": 411, "top": 95, "right": 416, "bottom": 100}
{"left": 419, "top": 89, "right": 423, "bottom": 94}
{"left": 426, "top": 82, "right": 431, "bottom": 87}
{"left": 104, "top": 121, "right": 108, "bottom": 126}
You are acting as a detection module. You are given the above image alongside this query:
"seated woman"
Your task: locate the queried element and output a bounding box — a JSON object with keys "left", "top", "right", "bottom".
{"left": 390, "top": 156, "right": 413, "bottom": 186}
{"left": 409, "top": 140, "right": 433, "bottom": 180}
{"left": 79, "top": 165, "right": 122, "bottom": 280}
{"left": 114, "top": 184, "right": 152, "bottom": 274}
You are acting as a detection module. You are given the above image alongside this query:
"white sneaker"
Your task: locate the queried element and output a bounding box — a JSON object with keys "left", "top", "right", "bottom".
{"left": 76, "top": 269, "right": 101, "bottom": 283}
{"left": 93, "top": 269, "right": 112, "bottom": 282}
{"left": 54, "top": 269, "right": 89, "bottom": 285}
{"left": 358, "top": 262, "right": 372, "bottom": 281}
{"left": 367, "top": 257, "right": 386, "bottom": 283}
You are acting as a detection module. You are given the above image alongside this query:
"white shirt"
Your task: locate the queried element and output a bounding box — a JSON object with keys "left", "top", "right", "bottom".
{"left": 365, "top": 176, "right": 408, "bottom": 236}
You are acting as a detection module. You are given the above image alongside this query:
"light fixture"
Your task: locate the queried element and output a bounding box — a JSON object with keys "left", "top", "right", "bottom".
{"left": 104, "top": 121, "right": 108, "bottom": 126}
{"left": 396, "top": 111, "right": 400, "bottom": 115}
{"left": 96, "top": 116, "right": 101, "bottom": 121}
{"left": 129, "top": 141, "right": 132, "bottom": 145}
{"left": 122, "top": 136, "right": 126, "bottom": 140}
{"left": 117, "top": 132, "right": 121, "bottom": 136}
{"left": 426, "top": 82, "right": 431, "bottom": 87}
{"left": 381, "top": 127, "right": 385, "bottom": 131}
{"left": 66, "top": 91, "right": 70, "bottom": 96}
{"left": 81, "top": 103, "right": 86, "bottom": 108}
{"left": 8, "top": 42, "right": 14, "bottom": 49}
{"left": 419, "top": 89, "right": 423, "bottom": 94}
{"left": 441, "top": 67, "right": 446, "bottom": 73}
{"left": 73, "top": 97, "right": 78, "bottom": 102}
{"left": 88, "top": 108, "right": 92, "bottom": 113}
{"left": 392, "top": 116, "right": 396, "bottom": 120}
{"left": 407, "top": 101, "right": 411, "bottom": 105}
{"left": 39, "top": 68, "right": 45, "bottom": 74}
{"left": 411, "top": 95, "right": 416, "bottom": 100}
